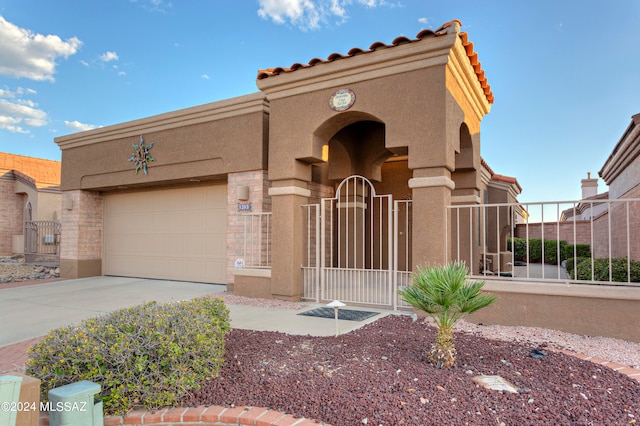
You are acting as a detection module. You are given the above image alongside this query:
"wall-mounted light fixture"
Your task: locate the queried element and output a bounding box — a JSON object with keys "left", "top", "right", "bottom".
{"left": 237, "top": 186, "right": 250, "bottom": 201}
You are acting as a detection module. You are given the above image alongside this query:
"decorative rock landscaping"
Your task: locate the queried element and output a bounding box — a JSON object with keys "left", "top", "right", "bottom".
{"left": 0, "top": 256, "right": 60, "bottom": 283}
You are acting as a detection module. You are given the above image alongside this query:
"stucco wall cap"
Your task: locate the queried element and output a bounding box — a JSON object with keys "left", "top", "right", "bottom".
{"left": 257, "top": 20, "right": 493, "bottom": 105}
{"left": 268, "top": 186, "right": 311, "bottom": 197}
{"left": 55, "top": 92, "right": 268, "bottom": 150}
{"left": 408, "top": 176, "right": 455, "bottom": 191}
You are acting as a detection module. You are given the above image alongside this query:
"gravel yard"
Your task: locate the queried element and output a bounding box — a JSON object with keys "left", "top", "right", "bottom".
{"left": 0, "top": 257, "right": 60, "bottom": 284}
{"left": 1, "top": 272, "right": 638, "bottom": 424}
{"left": 183, "top": 315, "right": 640, "bottom": 425}
{"left": 216, "top": 292, "right": 640, "bottom": 370}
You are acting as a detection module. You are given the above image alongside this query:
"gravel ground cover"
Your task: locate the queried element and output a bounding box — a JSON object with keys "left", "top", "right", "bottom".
{"left": 2, "top": 273, "right": 638, "bottom": 424}
{"left": 183, "top": 314, "right": 640, "bottom": 425}
{"left": 216, "top": 292, "right": 640, "bottom": 370}
{"left": 0, "top": 258, "right": 60, "bottom": 285}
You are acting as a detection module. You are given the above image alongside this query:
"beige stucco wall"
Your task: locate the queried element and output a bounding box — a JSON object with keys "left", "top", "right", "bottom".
{"left": 0, "top": 177, "right": 23, "bottom": 255}
{"left": 469, "top": 280, "right": 640, "bottom": 343}
{"left": 56, "top": 94, "right": 269, "bottom": 280}
{"left": 37, "top": 190, "right": 61, "bottom": 221}
{"left": 56, "top": 93, "right": 269, "bottom": 191}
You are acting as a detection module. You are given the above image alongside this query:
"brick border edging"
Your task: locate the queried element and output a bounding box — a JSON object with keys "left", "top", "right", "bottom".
{"left": 39, "top": 405, "right": 330, "bottom": 426}
{"left": 546, "top": 347, "right": 640, "bottom": 383}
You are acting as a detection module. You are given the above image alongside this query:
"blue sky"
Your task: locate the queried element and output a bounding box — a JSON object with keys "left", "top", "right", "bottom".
{"left": 0, "top": 0, "right": 638, "bottom": 203}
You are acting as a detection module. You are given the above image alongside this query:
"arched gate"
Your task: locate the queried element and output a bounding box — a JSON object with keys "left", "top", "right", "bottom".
{"left": 302, "top": 175, "right": 412, "bottom": 309}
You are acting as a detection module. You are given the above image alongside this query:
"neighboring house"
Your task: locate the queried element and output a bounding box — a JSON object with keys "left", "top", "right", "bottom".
{"left": 514, "top": 113, "right": 640, "bottom": 263}
{"left": 596, "top": 113, "right": 640, "bottom": 260}
{"left": 54, "top": 21, "right": 520, "bottom": 304}
{"left": 0, "top": 153, "right": 62, "bottom": 256}
{"left": 559, "top": 172, "right": 608, "bottom": 221}
{"left": 478, "top": 159, "right": 523, "bottom": 272}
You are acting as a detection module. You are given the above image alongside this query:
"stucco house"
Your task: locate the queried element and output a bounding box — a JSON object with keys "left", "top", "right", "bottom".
{"left": 54, "top": 20, "right": 520, "bottom": 305}
{"left": 0, "top": 153, "right": 62, "bottom": 256}
{"left": 597, "top": 113, "right": 640, "bottom": 261}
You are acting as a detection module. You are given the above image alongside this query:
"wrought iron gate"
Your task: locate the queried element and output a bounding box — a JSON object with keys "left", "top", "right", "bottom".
{"left": 302, "top": 175, "right": 413, "bottom": 309}
{"left": 24, "top": 220, "right": 61, "bottom": 264}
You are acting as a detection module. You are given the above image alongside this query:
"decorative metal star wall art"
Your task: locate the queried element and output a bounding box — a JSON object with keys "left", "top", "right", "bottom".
{"left": 128, "top": 135, "right": 155, "bottom": 175}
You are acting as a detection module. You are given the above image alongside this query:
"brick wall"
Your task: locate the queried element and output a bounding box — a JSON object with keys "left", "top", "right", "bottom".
{"left": 226, "top": 170, "right": 270, "bottom": 284}
{"left": 60, "top": 190, "right": 103, "bottom": 260}
{"left": 515, "top": 221, "right": 592, "bottom": 245}
{"left": 592, "top": 187, "right": 640, "bottom": 261}
{"left": 0, "top": 177, "right": 24, "bottom": 256}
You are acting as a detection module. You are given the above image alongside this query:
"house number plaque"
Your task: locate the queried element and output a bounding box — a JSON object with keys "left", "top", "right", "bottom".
{"left": 329, "top": 88, "right": 356, "bottom": 112}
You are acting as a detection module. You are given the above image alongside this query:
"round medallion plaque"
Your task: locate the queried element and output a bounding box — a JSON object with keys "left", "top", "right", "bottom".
{"left": 329, "top": 88, "right": 356, "bottom": 112}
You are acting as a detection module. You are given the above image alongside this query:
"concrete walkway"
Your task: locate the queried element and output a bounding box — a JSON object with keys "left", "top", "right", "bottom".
{"left": 0, "top": 276, "right": 391, "bottom": 348}
{"left": 0, "top": 277, "right": 227, "bottom": 347}
{"left": 513, "top": 262, "right": 570, "bottom": 280}
{"left": 0, "top": 276, "right": 393, "bottom": 373}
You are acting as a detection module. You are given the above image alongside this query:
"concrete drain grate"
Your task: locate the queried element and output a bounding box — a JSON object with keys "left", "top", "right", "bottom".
{"left": 298, "top": 307, "right": 379, "bottom": 322}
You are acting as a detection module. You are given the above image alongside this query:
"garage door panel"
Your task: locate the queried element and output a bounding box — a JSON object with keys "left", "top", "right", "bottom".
{"left": 153, "top": 213, "right": 186, "bottom": 233}
{"left": 104, "top": 185, "right": 227, "bottom": 283}
{"left": 106, "top": 213, "right": 154, "bottom": 235}
{"left": 205, "top": 238, "right": 226, "bottom": 257}
{"left": 185, "top": 212, "right": 206, "bottom": 233}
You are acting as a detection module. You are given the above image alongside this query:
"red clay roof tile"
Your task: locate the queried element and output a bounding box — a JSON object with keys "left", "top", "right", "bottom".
{"left": 257, "top": 20, "right": 494, "bottom": 104}
{"left": 0, "top": 152, "right": 61, "bottom": 186}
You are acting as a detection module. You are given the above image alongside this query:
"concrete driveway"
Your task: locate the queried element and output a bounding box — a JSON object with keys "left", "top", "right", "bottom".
{"left": 0, "top": 277, "right": 226, "bottom": 346}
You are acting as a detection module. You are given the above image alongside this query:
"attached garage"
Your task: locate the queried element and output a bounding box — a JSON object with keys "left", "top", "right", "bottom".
{"left": 103, "top": 184, "right": 227, "bottom": 284}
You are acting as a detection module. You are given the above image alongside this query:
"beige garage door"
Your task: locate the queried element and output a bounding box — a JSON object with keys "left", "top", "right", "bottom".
{"left": 103, "top": 184, "right": 227, "bottom": 283}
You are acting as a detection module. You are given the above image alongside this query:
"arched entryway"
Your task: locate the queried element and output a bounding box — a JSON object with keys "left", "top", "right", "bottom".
{"left": 300, "top": 115, "right": 416, "bottom": 308}
{"left": 302, "top": 175, "right": 412, "bottom": 309}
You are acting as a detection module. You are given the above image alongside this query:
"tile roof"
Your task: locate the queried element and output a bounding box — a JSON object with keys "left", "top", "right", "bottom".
{"left": 481, "top": 157, "right": 522, "bottom": 193}
{"left": 0, "top": 152, "right": 61, "bottom": 186}
{"left": 257, "top": 20, "right": 493, "bottom": 104}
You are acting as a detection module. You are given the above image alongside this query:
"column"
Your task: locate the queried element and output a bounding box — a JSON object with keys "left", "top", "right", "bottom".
{"left": 60, "top": 190, "right": 103, "bottom": 278}
{"left": 268, "top": 180, "right": 310, "bottom": 301}
{"left": 409, "top": 168, "right": 454, "bottom": 268}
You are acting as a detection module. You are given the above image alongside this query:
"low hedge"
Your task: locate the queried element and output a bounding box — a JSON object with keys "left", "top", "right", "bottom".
{"left": 569, "top": 257, "right": 640, "bottom": 283}
{"left": 509, "top": 238, "right": 591, "bottom": 265}
{"left": 26, "top": 297, "right": 230, "bottom": 415}
{"left": 562, "top": 244, "right": 591, "bottom": 261}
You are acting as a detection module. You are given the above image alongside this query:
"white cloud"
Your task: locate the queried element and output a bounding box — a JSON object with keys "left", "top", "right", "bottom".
{"left": 257, "top": 0, "right": 385, "bottom": 30}
{"left": 201, "top": 74, "right": 210, "bottom": 80}
{"left": 64, "top": 120, "right": 99, "bottom": 132}
{"left": 0, "top": 15, "right": 82, "bottom": 81}
{"left": 0, "top": 93, "right": 48, "bottom": 133}
{"left": 99, "top": 51, "right": 119, "bottom": 62}
{"left": 418, "top": 17, "right": 428, "bottom": 25}
{"left": 130, "top": 0, "right": 172, "bottom": 12}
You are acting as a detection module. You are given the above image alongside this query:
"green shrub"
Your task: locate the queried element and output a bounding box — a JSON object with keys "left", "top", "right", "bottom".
{"left": 508, "top": 238, "right": 527, "bottom": 262}
{"left": 509, "top": 238, "right": 586, "bottom": 265}
{"left": 562, "top": 244, "right": 591, "bottom": 261}
{"left": 26, "top": 297, "right": 229, "bottom": 415}
{"left": 571, "top": 257, "right": 640, "bottom": 283}
{"left": 525, "top": 238, "right": 541, "bottom": 263}
{"left": 565, "top": 257, "right": 589, "bottom": 276}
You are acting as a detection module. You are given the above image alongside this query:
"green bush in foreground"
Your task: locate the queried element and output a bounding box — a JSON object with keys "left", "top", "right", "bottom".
{"left": 26, "top": 297, "right": 229, "bottom": 415}
{"left": 571, "top": 257, "right": 640, "bottom": 283}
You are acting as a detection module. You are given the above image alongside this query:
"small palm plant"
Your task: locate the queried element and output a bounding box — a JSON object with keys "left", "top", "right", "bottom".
{"left": 399, "top": 261, "right": 497, "bottom": 368}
